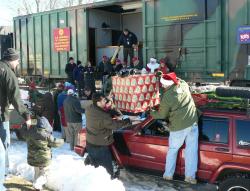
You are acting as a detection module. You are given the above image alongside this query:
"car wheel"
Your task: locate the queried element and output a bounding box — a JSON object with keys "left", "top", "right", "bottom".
{"left": 216, "top": 87, "right": 250, "bottom": 99}
{"left": 15, "top": 129, "right": 25, "bottom": 141}
{"left": 219, "top": 176, "right": 250, "bottom": 191}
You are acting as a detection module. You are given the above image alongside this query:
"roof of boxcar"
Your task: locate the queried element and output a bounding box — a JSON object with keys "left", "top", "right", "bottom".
{"left": 13, "top": 0, "right": 135, "bottom": 20}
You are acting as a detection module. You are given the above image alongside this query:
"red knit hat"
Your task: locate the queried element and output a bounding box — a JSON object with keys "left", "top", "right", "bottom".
{"left": 160, "top": 72, "right": 178, "bottom": 85}
{"left": 29, "top": 81, "right": 36, "bottom": 90}
{"left": 132, "top": 57, "right": 138, "bottom": 62}
{"left": 116, "top": 59, "right": 121, "bottom": 64}
{"left": 160, "top": 58, "right": 165, "bottom": 64}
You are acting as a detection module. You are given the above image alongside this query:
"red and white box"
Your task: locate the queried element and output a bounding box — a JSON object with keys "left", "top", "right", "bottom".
{"left": 112, "top": 74, "right": 160, "bottom": 113}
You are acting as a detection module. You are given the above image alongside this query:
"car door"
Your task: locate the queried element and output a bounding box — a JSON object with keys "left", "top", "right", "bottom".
{"left": 232, "top": 118, "right": 250, "bottom": 164}
{"left": 180, "top": 115, "right": 233, "bottom": 181}
{"left": 126, "top": 119, "right": 181, "bottom": 173}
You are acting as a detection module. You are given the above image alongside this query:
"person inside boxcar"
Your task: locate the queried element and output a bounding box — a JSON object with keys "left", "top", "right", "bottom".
{"left": 118, "top": 29, "right": 138, "bottom": 65}
{"left": 65, "top": 57, "right": 77, "bottom": 84}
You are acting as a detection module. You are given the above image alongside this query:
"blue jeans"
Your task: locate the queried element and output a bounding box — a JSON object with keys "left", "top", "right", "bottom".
{"left": 0, "top": 121, "right": 10, "bottom": 187}
{"left": 164, "top": 123, "right": 198, "bottom": 179}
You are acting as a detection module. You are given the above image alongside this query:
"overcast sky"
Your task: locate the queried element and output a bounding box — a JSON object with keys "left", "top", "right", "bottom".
{"left": 0, "top": 0, "right": 16, "bottom": 26}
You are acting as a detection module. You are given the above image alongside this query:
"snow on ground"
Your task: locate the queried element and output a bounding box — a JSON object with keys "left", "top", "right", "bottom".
{"left": 9, "top": 132, "right": 125, "bottom": 191}
{"left": 9, "top": 132, "right": 215, "bottom": 191}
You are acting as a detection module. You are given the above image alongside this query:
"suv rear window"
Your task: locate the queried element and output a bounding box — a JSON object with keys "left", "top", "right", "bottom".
{"left": 236, "top": 120, "right": 250, "bottom": 148}
{"left": 199, "top": 117, "right": 229, "bottom": 144}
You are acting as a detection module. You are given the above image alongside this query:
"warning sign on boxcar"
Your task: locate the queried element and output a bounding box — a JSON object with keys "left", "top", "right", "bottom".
{"left": 53, "top": 28, "right": 71, "bottom": 52}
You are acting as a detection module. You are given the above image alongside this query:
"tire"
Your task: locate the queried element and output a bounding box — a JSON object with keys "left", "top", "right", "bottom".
{"left": 15, "top": 129, "right": 25, "bottom": 141}
{"left": 219, "top": 176, "right": 250, "bottom": 191}
{"left": 216, "top": 87, "right": 250, "bottom": 99}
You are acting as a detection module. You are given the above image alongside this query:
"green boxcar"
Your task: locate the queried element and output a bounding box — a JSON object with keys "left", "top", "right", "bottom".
{"left": 13, "top": 0, "right": 250, "bottom": 81}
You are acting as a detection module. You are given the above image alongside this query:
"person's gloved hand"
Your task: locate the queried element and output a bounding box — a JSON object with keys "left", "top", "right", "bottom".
{"left": 24, "top": 113, "right": 32, "bottom": 129}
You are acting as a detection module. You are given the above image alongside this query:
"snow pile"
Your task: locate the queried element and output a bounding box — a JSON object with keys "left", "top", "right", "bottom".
{"left": 9, "top": 133, "right": 125, "bottom": 191}
{"left": 20, "top": 89, "right": 29, "bottom": 100}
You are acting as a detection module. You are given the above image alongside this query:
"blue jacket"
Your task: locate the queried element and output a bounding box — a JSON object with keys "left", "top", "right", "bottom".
{"left": 73, "top": 65, "right": 85, "bottom": 82}
{"left": 57, "top": 91, "right": 67, "bottom": 110}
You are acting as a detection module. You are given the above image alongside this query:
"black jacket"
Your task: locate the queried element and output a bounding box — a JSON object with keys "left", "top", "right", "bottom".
{"left": 118, "top": 31, "right": 138, "bottom": 48}
{"left": 0, "top": 60, "right": 29, "bottom": 121}
{"left": 65, "top": 63, "right": 77, "bottom": 83}
{"left": 63, "top": 95, "right": 85, "bottom": 123}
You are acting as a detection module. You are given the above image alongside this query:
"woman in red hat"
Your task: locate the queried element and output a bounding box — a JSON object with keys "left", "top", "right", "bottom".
{"left": 159, "top": 58, "right": 169, "bottom": 75}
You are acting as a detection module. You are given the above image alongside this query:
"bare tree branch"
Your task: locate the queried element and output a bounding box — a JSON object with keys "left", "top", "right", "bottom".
{"left": 35, "top": 0, "right": 40, "bottom": 12}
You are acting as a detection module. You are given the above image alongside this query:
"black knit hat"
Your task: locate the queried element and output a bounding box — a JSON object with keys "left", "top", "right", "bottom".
{"left": 3, "top": 48, "right": 19, "bottom": 61}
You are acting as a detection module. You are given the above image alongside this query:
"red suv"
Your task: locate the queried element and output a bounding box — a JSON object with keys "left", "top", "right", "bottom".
{"left": 75, "top": 109, "right": 250, "bottom": 191}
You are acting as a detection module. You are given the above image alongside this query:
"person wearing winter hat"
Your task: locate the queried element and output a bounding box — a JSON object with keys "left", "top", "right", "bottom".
{"left": 63, "top": 89, "right": 85, "bottom": 150}
{"left": 114, "top": 58, "right": 123, "bottom": 73}
{"left": 0, "top": 48, "right": 32, "bottom": 190}
{"left": 18, "top": 107, "right": 64, "bottom": 190}
{"left": 146, "top": 58, "right": 160, "bottom": 73}
{"left": 150, "top": 72, "right": 199, "bottom": 184}
{"left": 65, "top": 57, "right": 77, "bottom": 85}
{"left": 132, "top": 56, "right": 143, "bottom": 70}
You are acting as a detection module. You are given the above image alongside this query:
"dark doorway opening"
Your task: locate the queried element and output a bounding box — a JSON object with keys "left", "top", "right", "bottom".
{"left": 88, "top": 28, "right": 96, "bottom": 66}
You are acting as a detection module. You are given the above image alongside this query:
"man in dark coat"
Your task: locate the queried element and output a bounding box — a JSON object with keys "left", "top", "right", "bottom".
{"left": 85, "top": 93, "right": 131, "bottom": 177}
{"left": 52, "top": 83, "right": 64, "bottom": 132}
{"left": 0, "top": 48, "right": 31, "bottom": 190}
{"left": 65, "top": 57, "right": 77, "bottom": 84}
{"left": 84, "top": 61, "right": 96, "bottom": 93}
{"left": 118, "top": 29, "right": 138, "bottom": 65}
{"left": 96, "top": 56, "right": 106, "bottom": 80}
{"left": 63, "top": 89, "right": 85, "bottom": 150}
{"left": 73, "top": 60, "right": 85, "bottom": 97}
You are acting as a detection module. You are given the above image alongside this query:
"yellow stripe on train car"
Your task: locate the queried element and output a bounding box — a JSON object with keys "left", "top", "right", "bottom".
{"left": 212, "top": 73, "right": 225, "bottom": 77}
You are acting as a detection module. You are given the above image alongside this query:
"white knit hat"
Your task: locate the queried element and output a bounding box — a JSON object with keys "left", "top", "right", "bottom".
{"left": 150, "top": 58, "right": 157, "bottom": 64}
{"left": 67, "top": 89, "right": 74, "bottom": 95}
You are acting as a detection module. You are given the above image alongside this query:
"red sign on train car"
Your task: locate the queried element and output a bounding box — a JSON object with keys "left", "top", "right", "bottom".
{"left": 53, "top": 28, "right": 71, "bottom": 52}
